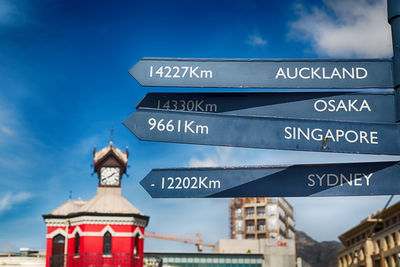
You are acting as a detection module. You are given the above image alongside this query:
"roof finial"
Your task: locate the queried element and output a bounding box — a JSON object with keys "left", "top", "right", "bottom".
{"left": 69, "top": 190, "right": 72, "bottom": 200}
{"left": 110, "top": 126, "right": 114, "bottom": 145}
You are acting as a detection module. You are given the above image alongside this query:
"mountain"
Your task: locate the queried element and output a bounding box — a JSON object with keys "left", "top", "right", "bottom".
{"left": 296, "top": 231, "right": 344, "bottom": 267}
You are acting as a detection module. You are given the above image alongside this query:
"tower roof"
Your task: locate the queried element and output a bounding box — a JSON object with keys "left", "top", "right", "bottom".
{"left": 48, "top": 199, "right": 87, "bottom": 216}
{"left": 94, "top": 141, "right": 128, "bottom": 166}
{"left": 44, "top": 140, "right": 148, "bottom": 226}
{"left": 80, "top": 187, "right": 141, "bottom": 214}
{"left": 47, "top": 188, "right": 143, "bottom": 216}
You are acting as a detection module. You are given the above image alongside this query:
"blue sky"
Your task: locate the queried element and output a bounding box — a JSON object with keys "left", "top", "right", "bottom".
{"left": 1, "top": 0, "right": 399, "bottom": 252}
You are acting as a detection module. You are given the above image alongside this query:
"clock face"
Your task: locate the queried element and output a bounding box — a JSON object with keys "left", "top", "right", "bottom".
{"left": 100, "top": 167, "right": 120, "bottom": 186}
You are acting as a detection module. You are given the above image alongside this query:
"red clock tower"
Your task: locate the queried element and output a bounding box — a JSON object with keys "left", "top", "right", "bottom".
{"left": 43, "top": 141, "right": 149, "bottom": 267}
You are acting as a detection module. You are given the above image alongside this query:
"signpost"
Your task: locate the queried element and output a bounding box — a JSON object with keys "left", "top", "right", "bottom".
{"left": 129, "top": 58, "right": 393, "bottom": 89}
{"left": 124, "top": 0, "right": 400, "bottom": 198}
{"left": 123, "top": 109, "right": 400, "bottom": 155}
{"left": 136, "top": 92, "right": 396, "bottom": 123}
{"left": 140, "top": 161, "right": 400, "bottom": 198}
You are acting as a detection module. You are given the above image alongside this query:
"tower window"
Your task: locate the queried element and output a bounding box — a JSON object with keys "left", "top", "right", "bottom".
{"left": 52, "top": 234, "right": 65, "bottom": 256}
{"left": 134, "top": 234, "right": 140, "bottom": 255}
{"left": 74, "top": 233, "right": 80, "bottom": 255}
{"left": 51, "top": 234, "right": 65, "bottom": 267}
{"left": 103, "top": 232, "right": 112, "bottom": 255}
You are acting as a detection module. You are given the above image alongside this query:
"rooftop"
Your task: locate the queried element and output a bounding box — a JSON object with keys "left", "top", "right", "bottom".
{"left": 48, "top": 187, "right": 142, "bottom": 216}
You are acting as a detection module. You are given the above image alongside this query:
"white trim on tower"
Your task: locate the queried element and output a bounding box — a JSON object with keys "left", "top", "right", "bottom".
{"left": 46, "top": 225, "right": 144, "bottom": 239}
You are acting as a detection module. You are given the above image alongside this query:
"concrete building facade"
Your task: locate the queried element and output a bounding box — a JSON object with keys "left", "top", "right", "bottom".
{"left": 337, "top": 201, "right": 400, "bottom": 267}
{"left": 230, "top": 198, "right": 295, "bottom": 240}
{"left": 213, "top": 239, "right": 296, "bottom": 267}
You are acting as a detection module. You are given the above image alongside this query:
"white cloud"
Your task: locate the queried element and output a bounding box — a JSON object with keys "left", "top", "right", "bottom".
{"left": 289, "top": 0, "right": 392, "bottom": 57}
{"left": 0, "top": 126, "right": 14, "bottom": 136}
{"left": 188, "top": 147, "right": 234, "bottom": 167}
{"left": 246, "top": 34, "right": 268, "bottom": 47}
{"left": 0, "top": 192, "right": 33, "bottom": 213}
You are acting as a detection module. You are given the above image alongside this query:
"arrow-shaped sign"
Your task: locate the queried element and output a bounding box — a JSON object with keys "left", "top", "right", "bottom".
{"left": 123, "top": 109, "right": 400, "bottom": 155}
{"left": 129, "top": 58, "right": 393, "bottom": 89}
{"left": 136, "top": 92, "right": 395, "bottom": 123}
{"left": 140, "top": 161, "right": 400, "bottom": 198}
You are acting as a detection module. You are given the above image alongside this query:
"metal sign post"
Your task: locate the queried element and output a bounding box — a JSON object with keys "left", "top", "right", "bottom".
{"left": 140, "top": 161, "right": 400, "bottom": 198}
{"left": 123, "top": 109, "right": 400, "bottom": 155}
{"left": 129, "top": 58, "right": 393, "bottom": 89}
{"left": 136, "top": 92, "right": 396, "bottom": 123}
{"left": 123, "top": 0, "right": 400, "bottom": 198}
{"left": 388, "top": 0, "right": 400, "bottom": 121}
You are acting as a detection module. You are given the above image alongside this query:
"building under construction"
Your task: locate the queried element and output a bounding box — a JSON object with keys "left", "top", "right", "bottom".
{"left": 230, "top": 198, "right": 295, "bottom": 240}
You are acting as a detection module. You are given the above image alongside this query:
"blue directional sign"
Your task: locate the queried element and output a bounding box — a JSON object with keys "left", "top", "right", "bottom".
{"left": 140, "top": 161, "right": 400, "bottom": 197}
{"left": 129, "top": 58, "right": 393, "bottom": 89}
{"left": 136, "top": 92, "right": 396, "bottom": 123}
{"left": 123, "top": 109, "right": 400, "bottom": 155}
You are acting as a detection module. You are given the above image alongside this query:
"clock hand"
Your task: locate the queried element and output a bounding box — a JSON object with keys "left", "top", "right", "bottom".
{"left": 101, "top": 173, "right": 113, "bottom": 181}
{"left": 102, "top": 172, "right": 118, "bottom": 182}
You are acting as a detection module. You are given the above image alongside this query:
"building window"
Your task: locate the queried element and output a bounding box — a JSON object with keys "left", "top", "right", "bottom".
{"left": 103, "top": 231, "right": 112, "bottom": 255}
{"left": 245, "top": 234, "right": 255, "bottom": 239}
{"left": 267, "top": 205, "right": 277, "bottom": 216}
{"left": 256, "top": 207, "right": 265, "bottom": 217}
{"left": 257, "top": 219, "right": 266, "bottom": 231}
{"left": 376, "top": 240, "right": 381, "bottom": 252}
{"left": 52, "top": 234, "right": 65, "bottom": 257}
{"left": 134, "top": 234, "right": 140, "bottom": 255}
{"left": 362, "top": 232, "right": 366, "bottom": 239}
{"left": 74, "top": 233, "right": 80, "bottom": 255}
{"left": 268, "top": 218, "right": 278, "bottom": 230}
{"left": 279, "top": 219, "right": 286, "bottom": 231}
{"left": 278, "top": 206, "right": 285, "bottom": 219}
{"left": 246, "top": 220, "right": 255, "bottom": 231}
{"left": 235, "top": 208, "right": 242, "bottom": 218}
{"left": 245, "top": 207, "right": 254, "bottom": 217}
{"left": 257, "top": 233, "right": 266, "bottom": 239}
{"left": 385, "top": 236, "right": 390, "bottom": 249}
{"left": 51, "top": 234, "right": 65, "bottom": 266}
{"left": 280, "top": 229, "right": 286, "bottom": 237}
{"left": 235, "top": 220, "right": 243, "bottom": 231}
{"left": 246, "top": 225, "right": 255, "bottom": 231}
{"left": 287, "top": 217, "right": 295, "bottom": 227}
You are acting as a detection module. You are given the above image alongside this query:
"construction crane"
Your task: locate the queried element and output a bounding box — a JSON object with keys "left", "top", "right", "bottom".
{"left": 144, "top": 231, "right": 215, "bottom": 252}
